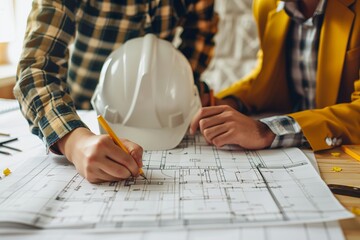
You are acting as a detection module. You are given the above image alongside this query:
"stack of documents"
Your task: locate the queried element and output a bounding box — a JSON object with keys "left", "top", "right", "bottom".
{"left": 0, "top": 99, "right": 19, "bottom": 114}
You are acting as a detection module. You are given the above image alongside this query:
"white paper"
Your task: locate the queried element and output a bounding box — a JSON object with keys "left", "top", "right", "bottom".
{"left": 0, "top": 109, "right": 349, "bottom": 240}
{"left": 0, "top": 221, "right": 344, "bottom": 240}
{"left": 0, "top": 133, "right": 353, "bottom": 229}
{"left": 0, "top": 109, "right": 45, "bottom": 175}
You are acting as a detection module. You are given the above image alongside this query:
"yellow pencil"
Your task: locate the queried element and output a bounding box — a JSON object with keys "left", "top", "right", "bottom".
{"left": 342, "top": 145, "right": 360, "bottom": 162}
{"left": 97, "top": 115, "right": 147, "bottom": 180}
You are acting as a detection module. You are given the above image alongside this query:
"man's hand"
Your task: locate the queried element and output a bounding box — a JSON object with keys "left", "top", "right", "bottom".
{"left": 55, "top": 128, "right": 143, "bottom": 183}
{"left": 190, "top": 105, "right": 275, "bottom": 150}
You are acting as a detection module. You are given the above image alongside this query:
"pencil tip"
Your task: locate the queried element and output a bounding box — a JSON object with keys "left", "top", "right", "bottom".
{"left": 140, "top": 174, "right": 149, "bottom": 182}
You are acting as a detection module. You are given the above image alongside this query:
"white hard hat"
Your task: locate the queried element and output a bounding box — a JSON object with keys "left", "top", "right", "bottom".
{"left": 91, "top": 34, "right": 201, "bottom": 150}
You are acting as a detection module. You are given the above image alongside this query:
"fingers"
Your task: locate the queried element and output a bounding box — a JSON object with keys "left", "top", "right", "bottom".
{"left": 87, "top": 168, "right": 126, "bottom": 183}
{"left": 202, "top": 123, "right": 228, "bottom": 145}
{"left": 85, "top": 153, "right": 139, "bottom": 183}
{"left": 102, "top": 137, "right": 140, "bottom": 177}
{"left": 198, "top": 112, "right": 226, "bottom": 134}
{"left": 65, "top": 130, "right": 144, "bottom": 183}
{"left": 210, "top": 130, "right": 234, "bottom": 148}
{"left": 190, "top": 106, "right": 227, "bottom": 134}
{"left": 95, "top": 157, "right": 134, "bottom": 181}
{"left": 94, "top": 139, "right": 145, "bottom": 183}
{"left": 121, "top": 138, "right": 144, "bottom": 168}
{"left": 203, "top": 118, "right": 276, "bottom": 150}
{"left": 190, "top": 106, "right": 249, "bottom": 148}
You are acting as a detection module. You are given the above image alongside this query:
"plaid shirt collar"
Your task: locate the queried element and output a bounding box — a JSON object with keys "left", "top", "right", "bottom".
{"left": 282, "top": 0, "right": 326, "bottom": 25}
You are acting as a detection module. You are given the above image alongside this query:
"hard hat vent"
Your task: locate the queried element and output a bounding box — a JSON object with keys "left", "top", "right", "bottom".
{"left": 104, "top": 105, "right": 121, "bottom": 123}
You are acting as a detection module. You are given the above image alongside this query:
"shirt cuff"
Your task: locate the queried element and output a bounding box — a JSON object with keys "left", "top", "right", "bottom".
{"left": 259, "top": 115, "right": 307, "bottom": 148}
{"left": 35, "top": 104, "right": 89, "bottom": 154}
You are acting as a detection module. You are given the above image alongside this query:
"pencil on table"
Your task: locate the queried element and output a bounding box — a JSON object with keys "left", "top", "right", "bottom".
{"left": 1, "top": 145, "right": 22, "bottom": 152}
{"left": 0, "top": 150, "right": 11, "bottom": 155}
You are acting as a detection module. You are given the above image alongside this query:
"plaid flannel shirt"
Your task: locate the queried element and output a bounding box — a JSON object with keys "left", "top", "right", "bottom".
{"left": 14, "top": 0, "right": 217, "bottom": 151}
{"left": 260, "top": 0, "right": 326, "bottom": 148}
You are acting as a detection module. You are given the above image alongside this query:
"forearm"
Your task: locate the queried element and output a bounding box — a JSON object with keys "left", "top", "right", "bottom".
{"left": 55, "top": 127, "right": 92, "bottom": 157}
{"left": 14, "top": 0, "right": 82, "bottom": 151}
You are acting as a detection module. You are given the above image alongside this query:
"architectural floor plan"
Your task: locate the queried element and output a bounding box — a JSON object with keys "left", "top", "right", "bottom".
{"left": 0, "top": 134, "right": 352, "bottom": 229}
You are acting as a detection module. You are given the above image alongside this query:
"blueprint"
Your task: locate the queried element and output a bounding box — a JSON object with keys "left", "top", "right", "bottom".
{"left": 0, "top": 132, "right": 352, "bottom": 229}
{"left": 0, "top": 221, "right": 345, "bottom": 240}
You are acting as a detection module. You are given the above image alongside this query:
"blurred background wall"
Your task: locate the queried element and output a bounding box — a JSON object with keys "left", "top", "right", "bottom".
{"left": 202, "top": 0, "right": 259, "bottom": 93}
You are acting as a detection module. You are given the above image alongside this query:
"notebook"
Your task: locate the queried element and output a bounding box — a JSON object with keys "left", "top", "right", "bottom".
{"left": 0, "top": 99, "right": 19, "bottom": 114}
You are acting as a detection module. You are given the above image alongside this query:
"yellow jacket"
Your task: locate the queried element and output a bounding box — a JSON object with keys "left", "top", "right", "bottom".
{"left": 217, "top": 0, "right": 360, "bottom": 151}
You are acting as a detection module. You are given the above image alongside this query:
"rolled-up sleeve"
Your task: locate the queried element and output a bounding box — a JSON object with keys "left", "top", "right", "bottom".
{"left": 14, "top": 0, "right": 87, "bottom": 152}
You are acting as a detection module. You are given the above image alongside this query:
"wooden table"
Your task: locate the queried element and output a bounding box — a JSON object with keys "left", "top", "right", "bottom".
{"left": 315, "top": 148, "right": 360, "bottom": 240}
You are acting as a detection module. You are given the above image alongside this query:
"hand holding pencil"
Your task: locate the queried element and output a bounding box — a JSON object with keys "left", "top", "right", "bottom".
{"left": 55, "top": 122, "right": 144, "bottom": 183}
{"left": 97, "top": 115, "right": 147, "bottom": 180}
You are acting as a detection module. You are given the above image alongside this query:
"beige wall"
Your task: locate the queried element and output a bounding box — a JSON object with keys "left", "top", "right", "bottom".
{"left": 202, "top": 0, "right": 259, "bottom": 93}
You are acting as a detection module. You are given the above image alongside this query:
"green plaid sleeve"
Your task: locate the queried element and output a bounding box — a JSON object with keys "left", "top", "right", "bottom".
{"left": 178, "top": 0, "right": 218, "bottom": 91}
{"left": 14, "top": 0, "right": 87, "bottom": 152}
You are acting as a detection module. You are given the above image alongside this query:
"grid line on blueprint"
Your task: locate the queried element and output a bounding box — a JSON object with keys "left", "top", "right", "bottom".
{"left": 0, "top": 134, "right": 352, "bottom": 229}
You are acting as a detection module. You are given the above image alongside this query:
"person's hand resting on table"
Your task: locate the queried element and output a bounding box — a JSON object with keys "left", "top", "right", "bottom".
{"left": 190, "top": 105, "right": 275, "bottom": 150}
